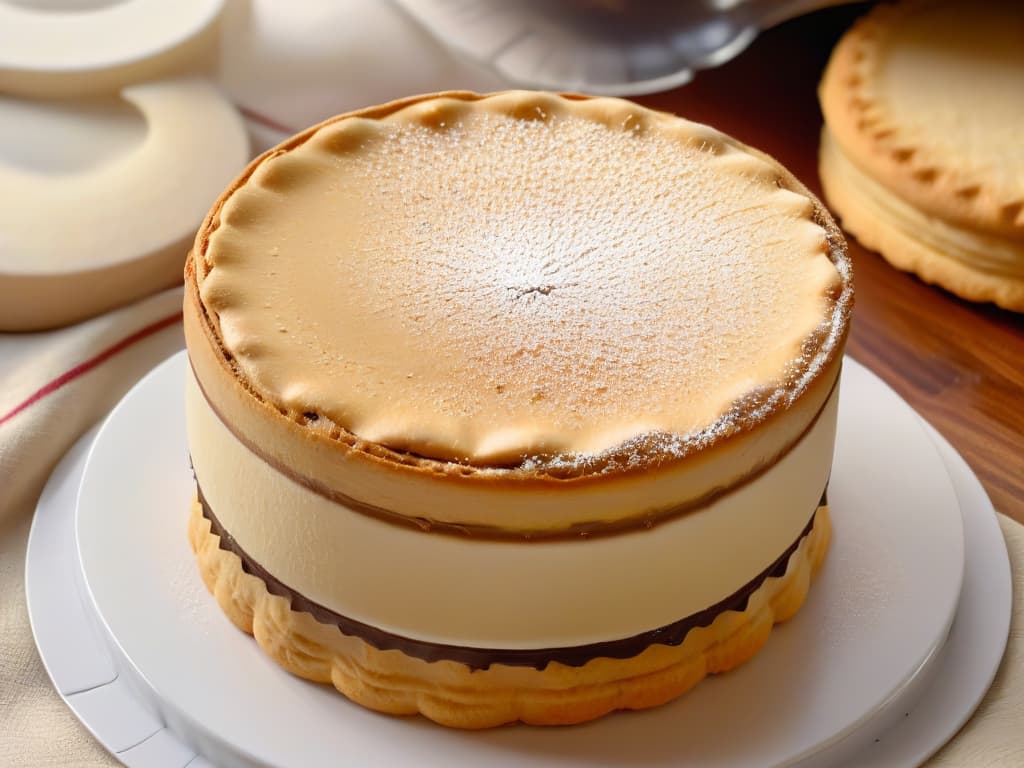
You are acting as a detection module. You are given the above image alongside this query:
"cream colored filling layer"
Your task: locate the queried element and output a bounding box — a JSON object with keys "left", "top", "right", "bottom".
{"left": 186, "top": 367, "right": 838, "bottom": 649}
{"left": 821, "top": 130, "right": 1024, "bottom": 278}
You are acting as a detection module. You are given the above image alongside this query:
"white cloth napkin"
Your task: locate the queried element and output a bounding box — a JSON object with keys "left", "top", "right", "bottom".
{"left": 0, "top": 287, "right": 183, "bottom": 767}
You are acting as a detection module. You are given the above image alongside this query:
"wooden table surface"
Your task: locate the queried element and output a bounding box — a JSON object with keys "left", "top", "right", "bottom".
{"left": 636, "top": 3, "right": 1024, "bottom": 524}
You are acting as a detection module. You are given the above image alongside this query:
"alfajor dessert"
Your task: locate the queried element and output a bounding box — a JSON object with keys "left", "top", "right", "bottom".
{"left": 819, "top": 0, "right": 1024, "bottom": 311}
{"left": 184, "top": 91, "right": 852, "bottom": 728}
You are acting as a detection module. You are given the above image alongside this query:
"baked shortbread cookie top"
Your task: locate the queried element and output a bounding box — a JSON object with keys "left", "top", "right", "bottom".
{"left": 194, "top": 91, "right": 850, "bottom": 476}
{"left": 820, "top": 0, "right": 1024, "bottom": 239}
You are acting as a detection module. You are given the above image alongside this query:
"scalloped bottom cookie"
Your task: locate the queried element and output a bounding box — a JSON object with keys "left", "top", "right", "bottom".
{"left": 188, "top": 497, "right": 831, "bottom": 729}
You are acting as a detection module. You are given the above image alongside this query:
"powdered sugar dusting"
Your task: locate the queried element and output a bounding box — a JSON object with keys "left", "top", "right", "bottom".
{"left": 203, "top": 102, "right": 849, "bottom": 472}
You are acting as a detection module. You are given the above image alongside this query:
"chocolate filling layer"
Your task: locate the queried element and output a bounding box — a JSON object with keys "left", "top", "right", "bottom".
{"left": 198, "top": 485, "right": 825, "bottom": 670}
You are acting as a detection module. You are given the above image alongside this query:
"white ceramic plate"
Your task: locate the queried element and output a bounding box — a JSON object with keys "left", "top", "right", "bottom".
{"left": 54, "top": 352, "right": 969, "bottom": 767}
{"left": 859, "top": 418, "right": 1011, "bottom": 766}
{"left": 27, "top": 354, "right": 1009, "bottom": 767}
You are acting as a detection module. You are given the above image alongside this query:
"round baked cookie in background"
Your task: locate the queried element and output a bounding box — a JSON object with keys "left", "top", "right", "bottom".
{"left": 818, "top": 0, "right": 1024, "bottom": 312}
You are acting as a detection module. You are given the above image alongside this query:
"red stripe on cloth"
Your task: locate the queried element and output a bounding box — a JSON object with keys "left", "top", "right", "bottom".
{"left": 0, "top": 311, "right": 184, "bottom": 428}
{"left": 237, "top": 105, "right": 297, "bottom": 137}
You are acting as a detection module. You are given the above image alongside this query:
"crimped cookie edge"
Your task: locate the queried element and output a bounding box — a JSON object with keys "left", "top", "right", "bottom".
{"left": 820, "top": 129, "right": 1024, "bottom": 312}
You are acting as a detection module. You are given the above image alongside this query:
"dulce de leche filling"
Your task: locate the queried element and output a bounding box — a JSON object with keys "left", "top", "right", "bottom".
{"left": 195, "top": 91, "right": 849, "bottom": 475}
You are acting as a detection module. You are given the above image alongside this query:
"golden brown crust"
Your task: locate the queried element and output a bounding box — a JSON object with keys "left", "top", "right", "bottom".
{"left": 819, "top": 0, "right": 1024, "bottom": 239}
{"left": 189, "top": 496, "right": 831, "bottom": 728}
{"left": 820, "top": 131, "right": 1024, "bottom": 312}
{"left": 188, "top": 91, "right": 852, "bottom": 477}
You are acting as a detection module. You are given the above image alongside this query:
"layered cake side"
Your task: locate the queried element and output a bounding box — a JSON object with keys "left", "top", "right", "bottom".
{"left": 183, "top": 91, "right": 852, "bottom": 728}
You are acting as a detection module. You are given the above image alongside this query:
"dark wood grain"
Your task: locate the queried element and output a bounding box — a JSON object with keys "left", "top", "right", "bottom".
{"left": 633, "top": 4, "right": 1024, "bottom": 521}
